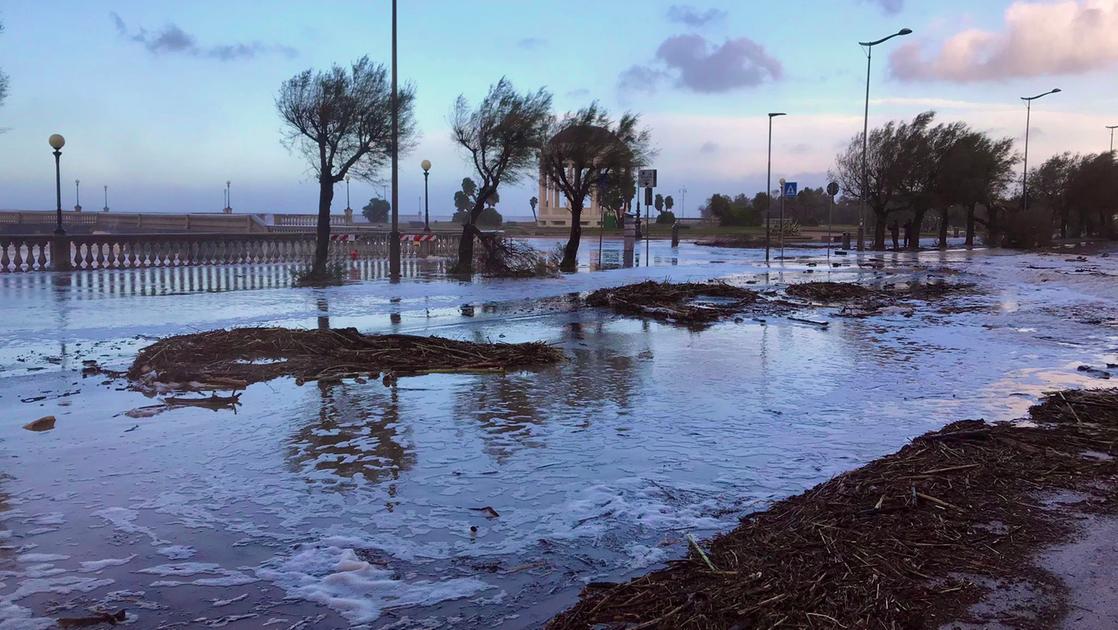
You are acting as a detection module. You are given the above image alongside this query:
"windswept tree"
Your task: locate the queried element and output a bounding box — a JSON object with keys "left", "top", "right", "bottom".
{"left": 597, "top": 167, "right": 636, "bottom": 229}
{"left": 1028, "top": 153, "right": 1075, "bottom": 238}
{"left": 1065, "top": 152, "right": 1118, "bottom": 239}
{"left": 276, "top": 56, "right": 416, "bottom": 276}
{"left": 362, "top": 197, "right": 391, "bottom": 223}
{"left": 0, "top": 20, "right": 9, "bottom": 117}
{"left": 904, "top": 117, "right": 968, "bottom": 250}
{"left": 449, "top": 77, "right": 552, "bottom": 274}
{"left": 835, "top": 112, "right": 933, "bottom": 250}
{"left": 542, "top": 104, "right": 652, "bottom": 271}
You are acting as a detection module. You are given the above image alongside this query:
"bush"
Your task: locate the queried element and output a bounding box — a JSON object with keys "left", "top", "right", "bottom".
{"left": 656, "top": 211, "right": 676, "bottom": 225}
{"left": 477, "top": 207, "right": 503, "bottom": 227}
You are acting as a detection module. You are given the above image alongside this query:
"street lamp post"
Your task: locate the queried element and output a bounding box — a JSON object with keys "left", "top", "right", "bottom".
{"left": 858, "top": 28, "right": 912, "bottom": 251}
{"left": 765, "top": 112, "right": 786, "bottom": 263}
{"left": 1020, "top": 88, "right": 1061, "bottom": 212}
{"left": 1107, "top": 125, "right": 1118, "bottom": 154}
{"left": 388, "top": 0, "right": 401, "bottom": 279}
{"left": 778, "top": 177, "right": 786, "bottom": 260}
{"left": 49, "top": 134, "right": 66, "bottom": 235}
{"left": 421, "top": 159, "right": 431, "bottom": 231}
{"left": 74, "top": 179, "right": 82, "bottom": 212}
{"left": 103, "top": 185, "right": 109, "bottom": 212}
{"left": 225, "top": 180, "right": 232, "bottom": 213}
{"left": 345, "top": 176, "right": 351, "bottom": 211}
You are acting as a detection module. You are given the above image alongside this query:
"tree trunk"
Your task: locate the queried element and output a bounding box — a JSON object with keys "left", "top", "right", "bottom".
{"left": 872, "top": 210, "right": 887, "bottom": 250}
{"left": 965, "top": 203, "right": 976, "bottom": 247}
{"left": 452, "top": 223, "right": 475, "bottom": 275}
{"left": 909, "top": 207, "right": 927, "bottom": 250}
{"left": 937, "top": 207, "right": 949, "bottom": 249}
{"left": 313, "top": 178, "right": 334, "bottom": 275}
{"left": 560, "top": 205, "right": 583, "bottom": 272}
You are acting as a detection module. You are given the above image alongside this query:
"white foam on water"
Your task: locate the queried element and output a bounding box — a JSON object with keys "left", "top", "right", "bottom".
{"left": 91, "top": 507, "right": 169, "bottom": 546}
{"left": 157, "top": 545, "right": 196, "bottom": 560}
{"left": 0, "top": 602, "right": 54, "bottom": 630}
{"left": 138, "top": 562, "right": 257, "bottom": 588}
{"left": 79, "top": 554, "right": 137, "bottom": 573}
{"left": 256, "top": 543, "right": 495, "bottom": 624}
{"left": 16, "top": 553, "right": 69, "bottom": 563}
{"left": 4, "top": 575, "right": 114, "bottom": 601}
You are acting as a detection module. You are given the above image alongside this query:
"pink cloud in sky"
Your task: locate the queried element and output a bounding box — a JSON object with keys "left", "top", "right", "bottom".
{"left": 889, "top": 0, "right": 1118, "bottom": 82}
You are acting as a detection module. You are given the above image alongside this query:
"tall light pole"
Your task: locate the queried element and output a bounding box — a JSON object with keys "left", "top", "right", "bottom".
{"left": 49, "top": 134, "right": 66, "bottom": 235}
{"left": 859, "top": 27, "right": 912, "bottom": 251}
{"left": 74, "top": 179, "right": 81, "bottom": 212}
{"left": 103, "top": 185, "right": 109, "bottom": 212}
{"left": 388, "top": 0, "right": 401, "bottom": 278}
{"left": 225, "top": 180, "right": 232, "bottom": 213}
{"left": 1021, "top": 88, "right": 1060, "bottom": 212}
{"left": 679, "top": 186, "right": 687, "bottom": 220}
{"left": 765, "top": 112, "right": 786, "bottom": 263}
{"left": 345, "top": 176, "right": 351, "bottom": 211}
{"left": 1107, "top": 125, "right": 1118, "bottom": 153}
{"left": 421, "top": 159, "right": 431, "bottom": 231}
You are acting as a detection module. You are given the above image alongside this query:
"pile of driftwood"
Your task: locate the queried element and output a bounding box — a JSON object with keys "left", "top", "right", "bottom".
{"left": 586, "top": 281, "right": 760, "bottom": 327}
{"left": 550, "top": 388, "right": 1118, "bottom": 629}
{"left": 475, "top": 236, "right": 560, "bottom": 278}
{"left": 128, "top": 327, "right": 564, "bottom": 391}
{"left": 787, "top": 280, "right": 976, "bottom": 317}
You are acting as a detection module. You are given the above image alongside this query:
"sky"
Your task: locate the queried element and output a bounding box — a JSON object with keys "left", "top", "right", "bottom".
{"left": 1, "top": 0, "right": 1117, "bottom": 220}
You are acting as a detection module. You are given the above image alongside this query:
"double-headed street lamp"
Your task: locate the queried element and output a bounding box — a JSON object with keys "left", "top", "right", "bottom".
{"left": 1107, "top": 125, "right": 1118, "bottom": 154}
{"left": 858, "top": 27, "right": 912, "bottom": 251}
{"left": 49, "top": 134, "right": 66, "bottom": 235}
{"left": 765, "top": 112, "right": 786, "bottom": 263}
{"left": 1021, "top": 88, "right": 1061, "bottom": 211}
{"left": 421, "top": 159, "right": 431, "bottom": 231}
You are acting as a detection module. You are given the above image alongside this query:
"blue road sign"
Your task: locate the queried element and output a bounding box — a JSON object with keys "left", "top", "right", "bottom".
{"left": 783, "top": 181, "right": 798, "bottom": 198}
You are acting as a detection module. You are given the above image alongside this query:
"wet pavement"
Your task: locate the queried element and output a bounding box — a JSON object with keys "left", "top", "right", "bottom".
{"left": 1, "top": 238, "right": 1116, "bottom": 628}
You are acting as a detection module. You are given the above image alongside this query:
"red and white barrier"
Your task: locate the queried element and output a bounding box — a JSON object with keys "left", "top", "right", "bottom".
{"left": 330, "top": 234, "right": 357, "bottom": 242}
{"left": 400, "top": 234, "right": 438, "bottom": 242}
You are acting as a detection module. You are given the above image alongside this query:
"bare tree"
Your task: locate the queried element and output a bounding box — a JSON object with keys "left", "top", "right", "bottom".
{"left": 276, "top": 56, "right": 416, "bottom": 276}
{"left": 542, "top": 104, "right": 652, "bottom": 271}
{"left": 449, "top": 77, "right": 552, "bottom": 274}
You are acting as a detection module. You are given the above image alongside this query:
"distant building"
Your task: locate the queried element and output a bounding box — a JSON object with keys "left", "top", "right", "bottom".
{"left": 536, "top": 166, "right": 604, "bottom": 228}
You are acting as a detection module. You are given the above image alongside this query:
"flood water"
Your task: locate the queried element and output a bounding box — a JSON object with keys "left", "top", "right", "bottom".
{"left": 1, "top": 239, "right": 1115, "bottom": 628}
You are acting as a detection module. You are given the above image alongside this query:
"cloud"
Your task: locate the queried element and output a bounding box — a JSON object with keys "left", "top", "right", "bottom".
{"left": 625, "top": 34, "right": 781, "bottom": 93}
{"left": 666, "top": 5, "right": 728, "bottom": 27}
{"left": 516, "top": 37, "right": 546, "bottom": 50}
{"left": 862, "top": 0, "right": 903, "bottom": 14}
{"left": 618, "top": 64, "right": 669, "bottom": 93}
{"left": 110, "top": 12, "right": 296, "bottom": 61}
{"left": 889, "top": 0, "right": 1118, "bottom": 82}
{"left": 565, "top": 88, "right": 591, "bottom": 99}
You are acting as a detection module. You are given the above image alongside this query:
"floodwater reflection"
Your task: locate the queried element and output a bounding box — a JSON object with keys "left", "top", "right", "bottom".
{"left": 287, "top": 381, "right": 415, "bottom": 493}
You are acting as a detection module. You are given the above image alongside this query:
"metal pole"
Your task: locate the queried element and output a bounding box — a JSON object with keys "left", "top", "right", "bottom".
{"left": 75, "top": 180, "right": 80, "bottom": 208}
{"left": 103, "top": 185, "right": 108, "bottom": 212}
{"left": 779, "top": 189, "right": 786, "bottom": 259}
{"left": 766, "top": 116, "right": 773, "bottom": 263}
{"left": 345, "top": 178, "right": 351, "bottom": 209}
{"left": 54, "top": 150, "right": 64, "bottom": 235}
{"left": 859, "top": 46, "right": 871, "bottom": 252}
{"left": 388, "top": 0, "right": 401, "bottom": 279}
{"left": 1022, "top": 99, "right": 1031, "bottom": 212}
{"left": 423, "top": 171, "right": 430, "bottom": 231}
{"left": 645, "top": 193, "right": 650, "bottom": 266}
{"left": 827, "top": 193, "right": 833, "bottom": 263}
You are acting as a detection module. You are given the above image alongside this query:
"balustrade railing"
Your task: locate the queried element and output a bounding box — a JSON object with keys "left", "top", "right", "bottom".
{"left": 0, "top": 232, "right": 460, "bottom": 272}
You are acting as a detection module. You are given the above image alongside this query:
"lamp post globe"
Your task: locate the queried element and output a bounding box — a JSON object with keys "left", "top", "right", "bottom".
{"left": 49, "top": 134, "right": 65, "bottom": 151}
{"left": 420, "top": 160, "right": 432, "bottom": 231}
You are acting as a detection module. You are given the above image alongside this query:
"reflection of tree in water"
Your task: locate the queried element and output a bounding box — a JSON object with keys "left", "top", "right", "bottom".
{"left": 287, "top": 381, "right": 415, "bottom": 498}
{"left": 454, "top": 319, "right": 646, "bottom": 462}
